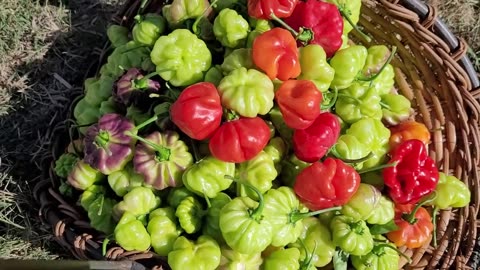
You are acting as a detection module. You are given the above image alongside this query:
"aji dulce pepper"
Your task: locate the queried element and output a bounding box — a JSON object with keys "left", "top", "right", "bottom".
{"left": 248, "top": 0, "right": 298, "bottom": 20}
{"left": 213, "top": 8, "right": 250, "bottom": 48}
{"left": 132, "top": 13, "right": 166, "bottom": 47}
{"left": 389, "top": 121, "right": 431, "bottom": 152}
{"left": 427, "top": 172, "right": 471, "bottom": 209}
{"left": 297, "top": 44, "right": 335, "bottom": 93}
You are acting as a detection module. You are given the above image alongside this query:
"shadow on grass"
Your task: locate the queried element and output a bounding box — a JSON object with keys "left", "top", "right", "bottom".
{"left": 0, "top": 0, "right": 122, "bottom": 259}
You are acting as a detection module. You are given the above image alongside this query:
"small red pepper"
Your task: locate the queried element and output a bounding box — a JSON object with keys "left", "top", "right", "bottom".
{"left": 275, "top": 80, "right": 322, "bottom": 130}
{"left": 292, "top": 112, "right": 341, "bottom": 162}
{"left": 284, "top": 0, "right": 343, "bottom": 57}
{"left": 209, "top": 116, "right": 271, "bottom": 163}
{"left": 383, "top": 139, "right": 439, "bottom": 205}
{"left": 386, "top": 203, "right": 433, "bottom": 249}
{"left": 252, "top": 27, "right": 301, "bottom": 81}
{"left": 294, "top": 157, "right": 360, "bottom": 210}
{"left": 170, "top": 82, "right": 223, "bottom": 140}
{"left": 248, "top": 0, "right": 299, "bottom": 20}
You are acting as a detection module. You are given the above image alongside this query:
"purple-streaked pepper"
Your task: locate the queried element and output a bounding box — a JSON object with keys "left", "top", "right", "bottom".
{"left": 113, "top": 68, "right": 161, "bottom": 105}
{"left": 133, "top": 130, "right": 194, "bottom": 190}
{"left": 83, "top": 113, "right": 137, "bottom": 175}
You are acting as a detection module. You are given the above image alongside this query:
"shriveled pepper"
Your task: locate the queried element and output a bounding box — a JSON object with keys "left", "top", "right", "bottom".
{"left": 168, "top": 235, "right": 221, "bottom": 270}
{"left": 114, "top": 212, "right": 151, "bottom": 251}
{"left": 248, "top": 0, "right": 298, "bottom": 20}
{"left": 175, "top": 196, "right": 205, "bottom": 234}
{"left": 275, "top": 80, "right": 322, "bottom": 129}
{"left": 297, "top": 44, "right": 335, "bottom": 92}
{"left": 217, "top": 67, "right": 274, "bottom": 117}
{"left": 383, "top": 139, "right": 439, "bottom": 205}
{"left": 427, "top": 172, "right": 471, "bottom": 209}
{"left": 292, "top": 112, "right": 341, "bottom": 163}
{"left": 262, "top": 247, "right": 301, "bottom": 270}
{"left": 209, "top": 117, "right": 271, "bottom": 163}
{"left": 252, "top": 28, "right": 301, "bottom": 81}
{"left": 294, "top": 158, "right": 360, "bottom": 211}
{"left": 389, "top": 121, "right": 431, "bottom": 152}
{"left": 284, "top": 0, "right": 343, "bottom": 57}
{"left": 213, "top": 8, "right": 250, "bottom": 48}
{"left": 170, "top": 82, "right": 223, "bottom": 140}
{"left": 147, "top": 215, "right": 179, "bottom": 256}
{"left": 329, "top": 45, "right": 368, "bottom": 89}
{"left": 386, "top": 203, "right": 433, "bottom": 249}
{"left": 331, "top": 215, "right": 374, "bottom": 256}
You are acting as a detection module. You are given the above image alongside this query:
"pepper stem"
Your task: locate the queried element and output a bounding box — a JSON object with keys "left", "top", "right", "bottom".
{"left": 290, "top": 206, "right": 342, "bottom": 224}
{"left": 132, "top": 115, "right": 159, "bottom": 132}
{"left": 102, "top": 237, "right": 110, "bottom": 256}
{"left": 124, "top": 131, "right": 171, "bottom": 161}
{"left": 95, "top": 130, "right": 110, "bottom": 148}
{"left": 132, "top": 71, "right": 160, "bottom": 89}
{"left": 374, "top": 243, "right": 412, "bottom": 264}
{"left": 357, "top": 161, "right": 398, "bottom": 175}
{"left": 269, "top": 13, "right": 313, "bottom": 44}
{"left": 337, "top": 93, "right": 363, "bottom": 104}
{"left": 357, "top": 46, "right": 398, "bottom": 82}
{"left": 334, "top": 151, "right": 374, "bottom": 164}
{"left": 337, "top": 6, "right": 372, "bottom": 43}
{"left": 350, "top": 220, "right": 365, "bottom": 235}
{"left": 432, "top": 206, "right": 439, "bottom": 247}
{"left": 299, "top": 239, "right": 317, "bottom": 270}
{"left": 321, "top": 87, "right": 339, "bottom": 110}
{"left": 402, "top": 191, "right": 437, "bottom": 224}
{"left": 224, "top": 175, "right": 265, "bottom": 221}
{"left": 192, "top": 0, "right": 217, "bottom": 34}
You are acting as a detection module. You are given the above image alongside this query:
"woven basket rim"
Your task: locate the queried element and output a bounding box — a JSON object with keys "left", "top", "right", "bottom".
{"left": 35, "top": 0, "right": 480, "bottom": 269}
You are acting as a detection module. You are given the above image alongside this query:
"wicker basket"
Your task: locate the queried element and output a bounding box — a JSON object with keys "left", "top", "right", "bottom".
{"left": 35, "top": 0, "right": 480, "bottom": 269}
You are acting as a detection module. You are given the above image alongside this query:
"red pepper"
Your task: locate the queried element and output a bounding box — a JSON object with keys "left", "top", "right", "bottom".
{"left": 383, "top": 139, "right": 439, "bottom": 205}
{"left": 284, "top": 0, "right": 343, "bottom": 57}
{"left": 209, "top": 117, "right": 271, "bottom": 163}
{"left": 294, "top": 157, "right": 360, "bottom": 210}
{"left": 275, "top": 80, "right": 322, "bottom": 129}
{"left": 252, "top": 27, "right": 301, "bottom": 81}
{"left": 248, "top": 0, "right": 299, "bottom": 20}
{"left": 292, "top": 112, "right": 341, "bottom": 162}
{"left": 170, "top": 82, "right": 223, "bottom": 140}
{"left": 386, "top": 203, "right": 433, "bottom": 249}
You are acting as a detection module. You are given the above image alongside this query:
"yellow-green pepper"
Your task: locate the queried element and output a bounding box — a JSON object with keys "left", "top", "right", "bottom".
{"left": 297, "top": 44, "right": 335, "bottom": 92}
{"left": 427, "top": 172, "right": 471, "bottom": 209}
{"left": 168, "top": 235, "right": 221, "bottom": 270}
{"left": 114, "top": 212, "right": 151, "bottom": 251}
{"left": 147, "top": 215, "right": 179, "bottom": 256}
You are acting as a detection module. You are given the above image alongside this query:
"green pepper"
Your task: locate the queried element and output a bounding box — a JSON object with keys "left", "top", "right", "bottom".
{"left": 67, "top": 160, "right": 104, "bottom": 190}
{"left": 221, "top": 48, "right": 255, "bottom": 76}
{"left": 132, "top": 13, "right": 166, "bottom": 47}
{"left": 335, "top": 84, "right": 382, "bottom": 124}
{"left": 106, "top": 25, "right": 130, "bottom": 48}
{"left": 98, "top": 96, "right": 118, "bottom": 115}
{"left": 87, "top": 195, "right": 116, "bottom": 235}
{"left": 427, "top": 172, "right": 471, "bottom": 209}
{"left": 149, "top": 207, "right": 176, "bottom": 222}
{"left": 83, "top": 75, "right": 114, "bottom": 106}
{"left": 269, "top": 106, "right": 294, "bottom": 143}
{"left": 218, "top": 67, "right": 274, "bottom": 117}
{"left": 204, "top": 65, "right": 224, "bottom": 86}
{"left": 107, "top": 164, "right": 145, "bottom": 197}
{"left": 100, "top": 41, "right": 153, "bottom": 79}
{"left": 162, "top": 0, "right": 210, "bottom": 28}
{"left": 125, "top": 106, "right": 151, "bottom": 126}
{"left": 175, "top": 196, "right": 205, "bottom": 234}
{"left": 79, "top": 185, "right": 106, "bottom": 211}
{"left": 203, "top": 193, "right": 232, "bottom": 243}
{"left": 168, "top": 236, "right": 221, "bottom": 270}
{"left": 329, "top": 45, "right": 368, "bottom": 90}
{"left": 289, "top": 217, "right": 335, "bottom": 267}
{"left": 150, "top": 29, "right": 212, "bottom": 86}
{"left": 362, "top": 45, "right": 391, "bottom": 77}
{"left": 167, "top": 186, "right": 196, "bottom": 208}
{"left": 54, "top": 153, "right": 79, "bottom": 178}
{"left": 114, "top": 212, "right": 150, "bottom": 251}
{"left": 73, "top": 98, "right": 101, "bottom": 134}
{"left": 219, "top": 183, "right": 273, "bottom": 254}
{"left": 246, "top": 19, "right": 273, "bottom": 48}
{"left": 366, "top": 195, "right": 395, "bottom": 225}
{"left": 325, "top": 0, "right": 361, "bottom": 35}
{"left": 264, "top": 137, "right": 287, "bottom": 174}
{"left": 368, "top": 64, "right": 395, "bottom": 96}
{"left": 279, "top": 154, "right": 311, "bottom": 187}
{"left": 213, "top": 8, "right": 249, "bottom": 48}
{"left": 182, "top": 156, "right": 235, "bottom": 198}
{"left": 334, "top": 135, "right": 370, "bottom": 170}
{"left": 218, "top": 246, "right": 263, "bottom": 270}
{"left": 113, "top": 187, "right": 161, "bottom": 223}
{"left": 341, "top": 183, "right": 381, "bottom": 221}
{"left": 381, "top": 93, "right": 412, "bottom": 126}
{"left": 147, "top": 215, "right": 179, "bottom": 256}
{"left": 351, "top": 236, "right": 400, "bottom": 270}
{"left": 262, "top": 247, "right": 301, "bottom": 270}
{"left": 298, "top": 44, "right": 335, "bottom": 92}
{"left": 331, "top": 215, "right": 374, "bottom": 256}
{"left": 236, "top": 151, "right": 278, "bottom": 199}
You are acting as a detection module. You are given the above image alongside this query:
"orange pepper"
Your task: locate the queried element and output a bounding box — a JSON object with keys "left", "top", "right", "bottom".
{"left": 389, "top": 121, "right": 430, "bottom": 151}
{"left": 386, "top": 203, "right": 433, "bottom": 249}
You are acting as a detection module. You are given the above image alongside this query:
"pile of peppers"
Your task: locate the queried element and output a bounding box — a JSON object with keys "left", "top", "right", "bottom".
{"left": 53, "top": 0, "right": 472, "bottom": 269}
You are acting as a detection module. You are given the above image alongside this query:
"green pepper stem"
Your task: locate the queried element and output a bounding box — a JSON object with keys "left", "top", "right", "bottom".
{"left": 374, "top": 243, "right": 412, "bottom": 263}
{"left": 132, "top": 115, "right": 159, "bottom": 132}
{"left": 224, "top": 175, "right": 265, "bottom": 221}
{"left": 202, "top": 190, "right": 212, "bottom": 208}
{"left": 350, "top": 220, "right": 365, "bottom": 235}
{"left": 290, "top": 206, "right": 342, "bottom": 224}
{"left": 192, "top": 0, "right": 217, "bottom": 35}
{"left": 299, "top": 239, "right": 317, "bottom": 270}
{"left": 102, "top": 238, "right": 109, "bottom": 256}
{"left": 132, "top": 71, "right": 160, "bottom": 89}
{"left": 269, "top": 13, "right": 313, "bottom": 44}
{"left": 337, "top": 6, "right": 372, "bottom": 43}
{"left": 336, "top": 93, "right": 363, "bottom": 104}
{"left": 334, "top": 152, "right": 374, "bottom": 164}
{"left": 95, "top": 130, "right": 110, "bottom": 148}
{"left": 321, "top": 87, "right": 339, "bottom": 110}
{"left": 138, "top": 0, "right": 149, "bottom": 15}
{"left": 379, "top": 101, "right": 391, "bottom": 110}
{"left": 432, "top": 206, "right": 439, "bottom": 247}
{"left": 402, "top": 191, "right": 438, "bottom": 224}
{"left": 357, "top": 161, "right": 398, "bottom": 175}
{"left": 357, "top": 46, "right": 398, "bottom": 82}
{"left": 125, "top": 131, "right": 171, "bottom": 161}
{"left": 190, "top": 138, "right": 201, "bottom": 162}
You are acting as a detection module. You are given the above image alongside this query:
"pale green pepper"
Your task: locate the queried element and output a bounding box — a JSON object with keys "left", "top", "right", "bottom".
{"left": 341, "top": 184, "right": 382, "bottom": 221}
{"left": 264, "top": 137, "right": 287, "bottom": 174}
{"left": 132, "top": 13, "right": 166, "bottom": 47}
{"left": 114, "top": 212, "right": 151, "bottom": 251}
{"left": 351, "top": 236, "right": 400, "bottom": 270}
{"left": 298, "top": 44, "right": 335, "bottom": 92}
{"left": 331, "top": 215, "right": 374, "bottom": 256}
{"left": 162, "top": 0, "right": 210, "bottom": 27}
{"left": 86, "top": 195, "right": 116, "bottom": 235}
{"left": 236, "top": 151, "right": 278, "bottom": 199}
{"left": 203, "top": 193, "right": 232, "bottom": 243}
{"left": 213, "top": 8, "right": 250, "bottom": 48}
{"left": 175, "top": 196, "right": 205, "bottom": 234}
{"left": 67, "top": 160, "right": 104, "bottom": 190}
{"left": 381, "top": 93, "right": 412, "bottom": 126}
{"left": 168, "top": 235, "right": 221, "bottom": 270}
{"left": 221, "top": 48, "right": 255, "bottom": 75}
{"left": 147, "top": 215, "right": 179, "bottom": 256}
{"left": 262, "top": 247, "right": 301, "bottom": 270}
{"left": 107, "top": 164, "right": 145, "bottom": 197}
{"left": 427, "top": 172, "right": 471, "bottom": 209}
{"left": 329, "top": 45, "right": 368, "bottom": 90}
{"left": 335, "top": 83, "right": 382, "bottom": 124}
{"left": 366, "top": 195, "right": 395, "bottom": 225}
{"left": 113, "top": 187, "right": 161, "bottom": 223}
{"left": 218, "top": 246, "right": 263, "bottom": 270}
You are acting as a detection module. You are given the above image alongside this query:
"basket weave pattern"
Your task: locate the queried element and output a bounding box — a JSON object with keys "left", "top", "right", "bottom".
{"left": 35, "top": 0, "right": 480, "bottom": 269}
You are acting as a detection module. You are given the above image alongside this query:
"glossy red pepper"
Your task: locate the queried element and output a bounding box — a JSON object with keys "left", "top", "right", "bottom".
{"left": 386, "top": 203, "right": 433, "bottom": 249}
{"left": 248, "top": 0, "right": 299, "bottom": 20}
{"left": 252, "top": 27, "right": 301, "bottom": 81}
{"left": 275, "top": 80, "right": 322, "bottom": 130}
{"left": 284, "top": 0, "right": 343, "bottom": 57}
{"left": 209, "top": 117, "right": 271, "bottom": 163}
{"left": 383, "top": 139, "right": 439, "bottom": 205}
{"left": 294, "top": 157, "right": 360, "bottom": 210}
{"left": 292, "top": 112, "right": 341, "bottom": 162}
{"left": 170, "top": 82, "right": 223, "bottom": 140}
